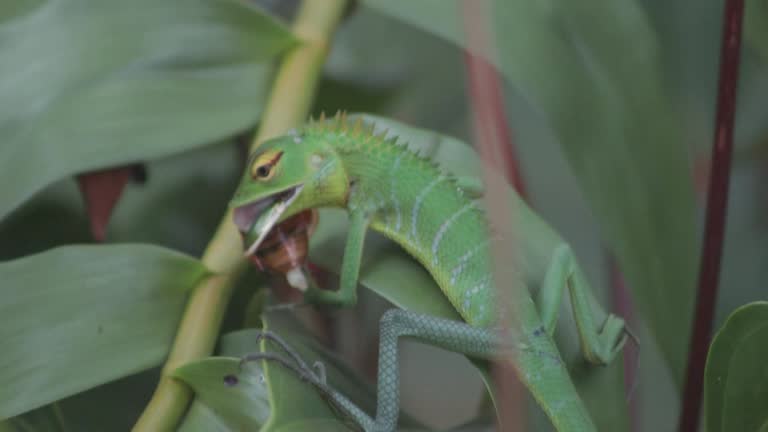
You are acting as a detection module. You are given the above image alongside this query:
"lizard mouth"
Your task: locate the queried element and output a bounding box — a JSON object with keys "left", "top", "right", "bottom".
{"left": 233, "top": 184, "right": 304, "bottom": 256}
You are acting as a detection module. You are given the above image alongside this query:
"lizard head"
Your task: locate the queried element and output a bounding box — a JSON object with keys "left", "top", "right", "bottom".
{"left": 230, "top": 130, "right": 348, "bottom": 256}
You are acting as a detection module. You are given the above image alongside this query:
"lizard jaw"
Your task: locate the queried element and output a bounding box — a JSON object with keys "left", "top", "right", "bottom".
{"left": 233, "top": 184, "right": 305, "bottom": 256}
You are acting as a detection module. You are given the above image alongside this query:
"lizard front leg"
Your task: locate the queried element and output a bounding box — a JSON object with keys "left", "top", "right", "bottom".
{"left": 303, "top": 209, "right": 369, "bottom": 308}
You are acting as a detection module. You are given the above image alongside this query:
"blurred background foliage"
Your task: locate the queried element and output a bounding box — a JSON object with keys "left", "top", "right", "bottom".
{"left": 0, "top": 0, "right": 766, "bottom": 431}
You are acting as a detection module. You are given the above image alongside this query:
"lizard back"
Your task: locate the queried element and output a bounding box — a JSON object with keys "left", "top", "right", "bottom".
{"left": 303, "top": 119, "right": 503, "bottom": 327}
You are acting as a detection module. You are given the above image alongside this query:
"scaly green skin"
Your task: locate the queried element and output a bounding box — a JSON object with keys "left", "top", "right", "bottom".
{"left": 231, "top": 115, "right": 628, "bottom": 431}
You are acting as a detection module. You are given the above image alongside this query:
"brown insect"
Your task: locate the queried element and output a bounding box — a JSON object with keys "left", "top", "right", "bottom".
{"left": 247, "top": 209, "right": 319, "bottom": 292}
{"left": 247, "top": 209, "right": 334, "bottom": 344}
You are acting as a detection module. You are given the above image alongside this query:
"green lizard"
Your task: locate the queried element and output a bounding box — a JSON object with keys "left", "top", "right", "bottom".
{"left": 230, "top": 113, "right": 630, "bottom": 431}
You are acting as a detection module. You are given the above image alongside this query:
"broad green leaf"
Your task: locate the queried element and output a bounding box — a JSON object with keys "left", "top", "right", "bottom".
{"left": 0, "top": 0, "right": 297, "bottom": 221}
{"left": 0, "top": 195, "right": 91, "bottom": 261}
{"left": 0, "top": 244, "right": 208, "bottom": 419}
{"left": 0, "top": 405, "right": 65, "bottom": 432}
{"left": 2, "top": 368, "right": 163, "bottom": 432}
{"left": 175, "top": 357, "right": 270, "bottom": 432}
{"left": 704, "top": 301, "right": 768, "bottom": 432}
{"left": 176, "top": 325, "right": 274, "bottom": 432}
{"left": 362, "top": 0, "right": 697, "bottom": 386}
{"left": 747, "top": 0, "right": 768, "bottom": 63}
{"left": 176, "top": 317, "right": 394, "bottom": 431}
{"left": 0, "top": 140, "right": 244, "bottom": 262}
{"left": 642, "top": 0, "right": 768, "bottom": 157}
{"left": 323, "top": 4, "right": 468, "bottom": 134}
{"left": 257, "top": 317, "right": 380, "bottom": 432}
{"left": 637, "top": 1, "right": 768, "bottom": 427}
{"left": 108, "top": 140, "right": 245, "bottom": 255}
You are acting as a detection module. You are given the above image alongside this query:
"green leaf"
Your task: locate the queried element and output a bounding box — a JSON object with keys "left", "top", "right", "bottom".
{"left": 362, "top": 0, "right": 697, "bottom": 385}
{"left": 0, "top": 404, "right": 66, "bottom": 432}
{"left": 2, "top": 368, "right": 164, "bottom": 432}
{"left": 0, "top": 244, "right": 208, "bottom": 419}
{"left": 322, "top": 5, "right": 467, "bottom": 132}
{"left": 746, "top": 0, "right": 768, "bottom": 63}
{"left": 704, "top": 301, "right": 768, "bottom": 432}
{"left": 175, "top": 357, "right": 270, "bottom": 432}
{"left": 0, "top": 0, "right": 297, "bottom": 221}
{"left": 108, "top": 141, "right": 245, "bottom": 255}
{"left": 0, "top": 140, "right": 245, "bottom": 262}
{"left": 257, "top": 317, "right": 383, "bottom": 431}
{"left": 176, "top": 316, "right": 389, "bottom": 432}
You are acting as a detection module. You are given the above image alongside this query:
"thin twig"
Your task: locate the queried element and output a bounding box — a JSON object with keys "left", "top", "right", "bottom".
{"left": 679, "top": 1, "right": 745, "bottom": 430}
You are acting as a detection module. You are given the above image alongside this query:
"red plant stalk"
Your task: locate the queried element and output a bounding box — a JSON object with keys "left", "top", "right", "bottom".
{"left": 462, "top": 55, "right": 527, "bottom": 198}
{"left": 462, "top": 3, "right": 527, "bottom": 431}
{"left": 679, "top": 0, "right": 744, "bottom": 430}
{"left": 462, "top": 6, "right": 647, "bottom": 432}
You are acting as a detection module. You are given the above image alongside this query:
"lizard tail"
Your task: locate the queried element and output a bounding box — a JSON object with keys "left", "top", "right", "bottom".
{"left": 503, "top": 345, "right": 598, "bottom": 432}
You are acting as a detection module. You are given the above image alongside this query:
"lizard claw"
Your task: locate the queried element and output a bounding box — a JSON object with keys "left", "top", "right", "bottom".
{"left": 251, "top": 330, "right": 316, "bottom": 376}
{"left": 241, "top": 331, "right": 335, "bottom": 406}
{"left": 246, "top": 331, "right": 329, "bottom": 385}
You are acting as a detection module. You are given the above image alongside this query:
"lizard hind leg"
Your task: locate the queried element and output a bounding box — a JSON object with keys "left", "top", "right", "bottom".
{"left": 240, "top": 334, "right": 373, "bottom": 430}
{"left": 244, "top": 310, "right": 504, "bottom": 432}
{"left": 535, "top": 244, "right": 629, "bottom": 365}
{"left": 365, "top": 309, "right": 506, "bottom": 431}
{"left": 243, "top": 309, "right": 597, "bottom": 432}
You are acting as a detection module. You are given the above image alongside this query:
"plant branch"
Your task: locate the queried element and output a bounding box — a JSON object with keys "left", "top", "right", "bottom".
{"left": 132, "top": 2, "right": 348, "bottom": 430}
{"left": 462, "top": 51, "right": 526, "bottom": 199}
{"left": 679, "top": 1, "right": 744, "bottom": 431}
{"left": 461, "top": 4, "right": 527, "bottom": 432}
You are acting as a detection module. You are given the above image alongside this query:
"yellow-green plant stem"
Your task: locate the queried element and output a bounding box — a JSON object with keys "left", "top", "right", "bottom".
{"left": 132, "top": 1, "right": 348, "bottom": 430}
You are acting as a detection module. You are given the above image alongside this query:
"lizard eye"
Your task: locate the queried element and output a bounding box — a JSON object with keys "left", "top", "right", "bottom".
{"left": 250, "top": 150, "right": 283, "bottom": 181}
{"left": 255, "top": 164, "right": 271, "bottom": 178}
